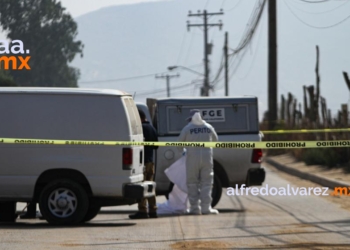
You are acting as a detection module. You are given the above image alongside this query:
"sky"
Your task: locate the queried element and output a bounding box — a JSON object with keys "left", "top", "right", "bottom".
{"left": 59, "top": 0, "right": 164, "bottom": 17}
{"left": 63, "top": 0, "right": 350, "bottom": 120}
{"left": 0, "top": 0, "right": 162, "bottom": 38}
{"left": 1, "top": 0, "right": 350, "bottom": 121}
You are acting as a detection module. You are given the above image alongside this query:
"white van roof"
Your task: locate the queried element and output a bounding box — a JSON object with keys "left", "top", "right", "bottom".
{"left": 0, "top": 87, "right": 131, "bottom": 97}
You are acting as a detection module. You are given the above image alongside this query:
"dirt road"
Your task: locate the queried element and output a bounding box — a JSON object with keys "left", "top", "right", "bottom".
{"left": 1, "top": 164, "right": 350, "bottom": 249}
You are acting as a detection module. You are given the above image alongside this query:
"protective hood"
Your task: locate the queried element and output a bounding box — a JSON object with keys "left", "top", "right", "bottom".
{"left": 191, "top": 112, "right": 205, "bottom": 126}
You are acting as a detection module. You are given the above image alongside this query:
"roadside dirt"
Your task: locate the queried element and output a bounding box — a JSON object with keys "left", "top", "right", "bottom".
{"left": 170, "top": 240, "right": 233, "bottom": 249}
{"left": 265, "top": 160, "right": 350, "bottom": 212}
{"left": 267, "top": 154, "right": 350, "bottom": 183}
{"left": 170, "top": 240, "right": 350, "bottom": 250}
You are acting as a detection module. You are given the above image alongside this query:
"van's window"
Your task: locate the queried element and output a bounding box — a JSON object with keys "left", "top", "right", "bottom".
{"left": 0, "top": 94, "right": 130, "bottom": 141}
{"left": 123, "top": 97, "right": 142, "bottom": 135}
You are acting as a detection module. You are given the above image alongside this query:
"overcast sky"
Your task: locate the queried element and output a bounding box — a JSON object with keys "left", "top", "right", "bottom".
{"left": 63, "top": 0, "right": 350, "bottom": 119}
{"left": 1, "top": 0, "right": 350, "bottom": 119}
{"left": 0, "top": 0, "right": 161, "bottom": 39}
{"left": 60, "top": 0, "right": 164, "bottom": 17}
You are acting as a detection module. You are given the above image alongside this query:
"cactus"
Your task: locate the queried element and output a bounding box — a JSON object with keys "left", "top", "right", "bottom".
{"left": 343, "top": 71, "right": 350, "bottom": 91}
{"left": 315, "top": 45, "right": 320, "bottom": 124}
{"left": 281, "top": 94, "right": 285, "bottom": 123}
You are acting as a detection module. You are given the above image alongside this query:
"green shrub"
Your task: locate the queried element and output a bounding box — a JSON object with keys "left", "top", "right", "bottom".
{"left": 302, "top": 148, "right": 340, "bottom": 168}
{"left": 0, "top": 70, "right": 16, "bottom": 86}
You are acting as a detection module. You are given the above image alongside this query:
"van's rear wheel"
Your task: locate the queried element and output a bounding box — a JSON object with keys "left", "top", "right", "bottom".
{"left": 211, "top": 174, "right": 222, "bottom": 208}
{"left": 39, "top": 179, "right": 89, "bottom": 225}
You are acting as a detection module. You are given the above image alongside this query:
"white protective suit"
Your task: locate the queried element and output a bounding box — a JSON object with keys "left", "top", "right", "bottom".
{"left": 178, "top": 112, "right": 219, "bottom": 214}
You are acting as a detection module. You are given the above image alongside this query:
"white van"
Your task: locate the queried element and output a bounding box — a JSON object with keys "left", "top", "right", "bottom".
{"left": 0, "top": 88, "right": 155, "bottom": 224}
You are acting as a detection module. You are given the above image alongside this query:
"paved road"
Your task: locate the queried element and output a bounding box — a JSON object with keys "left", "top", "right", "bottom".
{"left": 2, "top": 164, "right": 350, "bottom": 249}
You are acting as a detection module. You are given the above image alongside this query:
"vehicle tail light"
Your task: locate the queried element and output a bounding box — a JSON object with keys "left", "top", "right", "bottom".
{"left": 123, "top": 148, "right": 133, "bottom": 170}
{"left": 251, "top": 149, "right": 262, "bottom": 163}
{"left": 140, "top": 150, "right": 143, "bottom": 165}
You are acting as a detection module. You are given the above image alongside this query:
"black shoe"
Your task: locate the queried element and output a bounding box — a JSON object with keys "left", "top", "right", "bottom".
{"left": 20, "top": 211, "right": 41, "bottom": 219}
{"left": 129, "top": 212, "right": 149, "bottom": 219}
{"left": 20, "top": 213, "right": 36, "bottom": 219}
{"left": 148, "top": 212, "right": 158, "bottom": 218}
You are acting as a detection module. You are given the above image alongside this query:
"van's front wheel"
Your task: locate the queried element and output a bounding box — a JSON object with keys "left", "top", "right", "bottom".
{"left": 39, "top": 179, "right": 89, "bottom": 225}
{"left": 82, "top": 204, "right": 101, "bottom": 222}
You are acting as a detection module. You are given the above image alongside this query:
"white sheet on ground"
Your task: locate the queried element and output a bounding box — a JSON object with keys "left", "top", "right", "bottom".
{"left": 157, "top": 155, "right": 188, "bottom": 215}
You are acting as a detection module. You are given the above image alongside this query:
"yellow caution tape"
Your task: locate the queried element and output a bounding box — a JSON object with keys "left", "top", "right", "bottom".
{"left": 1, "top": 137, "right": 350, "bottom": 149}
{"left": 261, "top": 128, "right": 350, "bottom": 134}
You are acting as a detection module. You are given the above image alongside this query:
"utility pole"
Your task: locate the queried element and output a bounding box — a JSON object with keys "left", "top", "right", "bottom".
{"left": 155, "top": 74, "right": 180, "bottom": 97}
{"left": 224, "top": 32, "right": 229, "bottom": 96}
{"left": 187, "top": 10, "right": 223, "bottom": 96}
{"left": 268, "top": 0, "right": 277, "bottom": 130}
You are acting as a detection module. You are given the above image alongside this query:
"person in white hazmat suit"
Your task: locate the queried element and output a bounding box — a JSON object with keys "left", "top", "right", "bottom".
{"left": 178, "top": 109, "right": 219, "bottom": 215}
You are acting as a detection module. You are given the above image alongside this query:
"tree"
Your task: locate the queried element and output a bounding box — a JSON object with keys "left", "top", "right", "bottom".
{"left": 0, "top": 0, "right": 83, "bottom": 87}
{"left": 0, "top": 69, "right": 16, "bottom": 86}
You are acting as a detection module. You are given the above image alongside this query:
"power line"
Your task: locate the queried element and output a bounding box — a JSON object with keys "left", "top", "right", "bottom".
{"left": 215, "top": 4, "right": 266, "bottom": 91}
{"left": 176, "top": 30, "right": 188, "bottom": 64}
{"left": 78, "top": 73, "right": 167, "bottom": 84}
{"left": 226, "top": 0, "right": 265, "bottom": 80}
{"left": 211, "top": 0, "right": 266, "bottom": 88}
{"left": 183, "top": 32, "right": 195, "bottom": 65}
{"left": 211, "top": 1, "right": 242, "bottom": 42}
{"left": 211, "top": 52, "right": 225, "bottom": 86}
{"left": 229, "top": 51, "right": 245, "bottom": 81}
{"left": 212, "top": 0, "right": 256, "bottom": 86}
{"left": 155, "top": 73, "right": 180, "bottom": 97}
{"left": 221, "top": 0, "right": 227, "bottom": 9}
{"left": 187, "top": 62, "right": 204, "bottom": 69}
{"left": 210, "top": 0, "right": 234, "bottom": 43}
{"left": 135, "top": 81, "right": 195, "bottom": 97}
{"left": 297, "top": 0, "right": 330, "bottom": 3}
{"left": 284, "top": 0, "right": 350, "bottom": 29}
{"left": 187, "top": 10, "right": 224, "bottom": 96}
{"left": 228, "top": 0, "right": 266, "bottom": 74}
{"left": 226, "top": 0, "right": 244, "bottom": 12}
{"left": 288, "top": 0, "right": 350, "bottom": 15}
{"left": 230, "top": 0, "right": 266, "bottom": 54}
{"left": 236, "top": 10, "right": 266, "bottom": 80}
{"left": 79, "top": 66, "right": 202, "bottom": 86}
